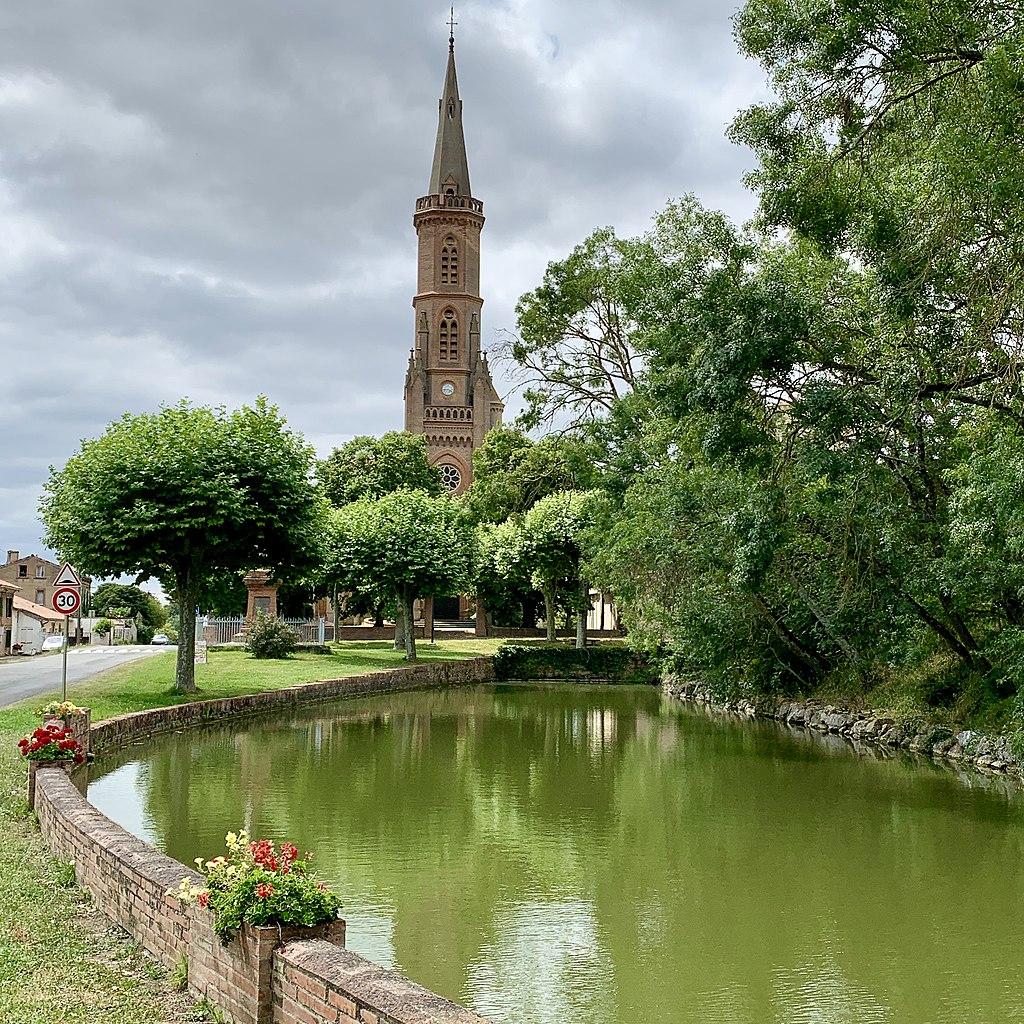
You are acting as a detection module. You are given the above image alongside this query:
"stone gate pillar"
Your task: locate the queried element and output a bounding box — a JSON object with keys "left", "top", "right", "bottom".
{"left": 244, "top": 570, "right": 279, "bottom": 619}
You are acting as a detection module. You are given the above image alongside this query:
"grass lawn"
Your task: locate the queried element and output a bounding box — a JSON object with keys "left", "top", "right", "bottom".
{"left": 0, "top": 638, "right": 500, "bottom": 1024}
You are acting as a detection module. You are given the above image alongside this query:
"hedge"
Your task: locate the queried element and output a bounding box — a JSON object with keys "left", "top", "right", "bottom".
{"left": 492, "top": 644, "right": 656, "bottom": 684}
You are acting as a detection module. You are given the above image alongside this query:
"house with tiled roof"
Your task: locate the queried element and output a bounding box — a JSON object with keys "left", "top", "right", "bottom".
{"left": 12, "top": 594, "right": 66, "bottom": 654}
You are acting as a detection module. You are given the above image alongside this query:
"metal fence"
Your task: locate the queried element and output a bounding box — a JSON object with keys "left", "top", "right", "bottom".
{"left": 203, "top": 617, "right": 335, "bottom": 645}
{"left": 283, "top": 618, "right": 335, "bottom": 644}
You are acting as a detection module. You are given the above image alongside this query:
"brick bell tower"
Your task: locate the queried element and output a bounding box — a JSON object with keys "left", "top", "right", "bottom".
{"left": 403, "top": 28, "right": 503, "bottom": 495}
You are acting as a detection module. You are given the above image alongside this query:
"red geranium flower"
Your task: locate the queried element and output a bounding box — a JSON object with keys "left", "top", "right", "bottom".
{"left": 255, "top": 883, "right": 274, "bottom": 900}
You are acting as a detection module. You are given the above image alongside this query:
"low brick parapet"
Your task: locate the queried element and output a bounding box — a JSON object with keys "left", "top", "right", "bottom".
{"left": 34, "top": 765, "right": 197, "bottom": 970}
{"left": 91, "top": 657, "right": 495, "bottom": 755}
{"left": 31, "top": 658, "right": 498, "bottom": 1024}
{"left": 274, "top": 942, "right": 490, "bottom": 1024}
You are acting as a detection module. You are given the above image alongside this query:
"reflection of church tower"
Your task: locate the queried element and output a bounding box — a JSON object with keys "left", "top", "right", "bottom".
{"left": 403, "top": 30, "right": 503, "bottom": 495}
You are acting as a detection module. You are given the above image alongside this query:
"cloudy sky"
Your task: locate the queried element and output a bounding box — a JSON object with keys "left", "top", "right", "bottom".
{"left": 0, "top": 0, "right": 767, "bottom": 562}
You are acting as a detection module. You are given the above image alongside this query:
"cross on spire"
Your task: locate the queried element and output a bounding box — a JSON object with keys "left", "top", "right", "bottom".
{"left": 448, "top": 7, "right": 457, "bottom": 47}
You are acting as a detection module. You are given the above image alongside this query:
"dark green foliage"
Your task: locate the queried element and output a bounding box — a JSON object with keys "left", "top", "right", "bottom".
{"left": 91, "top": 584, "right": 167, "bottom": 631}
{"left": 324, "top": 490, "right": 476, "bottom": 661}
{"left": 493, "top": 644, "right": 655, "bottom": 684}
{"left": 244, "top": 613, "right": 297, "bottom": 660}
{"left": 504, "top": 0, "right": 1024, "bottom": 711}
{"left": 503, "top": 227, "right": 650, "bottom": 432}
{"left": 318, "top": 432, "right": 441, "bottom": 507}
{"left": 466, "top": 428, "right": 600, "bottom": 524}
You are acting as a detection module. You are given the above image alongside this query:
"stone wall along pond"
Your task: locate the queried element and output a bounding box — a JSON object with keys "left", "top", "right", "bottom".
{"left": 664, "top": 678, "right": 1021, "bottom": 777}
{"left": 31, "top": 659, "right": 495, "bottom": 1024}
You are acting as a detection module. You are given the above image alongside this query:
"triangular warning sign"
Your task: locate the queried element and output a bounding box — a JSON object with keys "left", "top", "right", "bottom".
{"left": 53, "top": 562, "right": 82, "bottom": 587}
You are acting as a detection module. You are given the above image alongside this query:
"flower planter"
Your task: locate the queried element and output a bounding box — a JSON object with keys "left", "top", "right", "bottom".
{"left": 186, "top": 912, "right": 346, "bottom": 1024}
{"left": 42, "top": 709, "right": 91, "bottom": 754}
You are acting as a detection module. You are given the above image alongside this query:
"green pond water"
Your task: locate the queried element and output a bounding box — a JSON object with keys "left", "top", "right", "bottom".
{"left": 87, "top": 684, "right": 1024, "bottom": 1024}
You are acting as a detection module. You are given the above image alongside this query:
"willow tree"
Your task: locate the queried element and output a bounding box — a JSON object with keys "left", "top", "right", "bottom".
{"left": 41, "top": 399, "right": 321, "bottom": 694}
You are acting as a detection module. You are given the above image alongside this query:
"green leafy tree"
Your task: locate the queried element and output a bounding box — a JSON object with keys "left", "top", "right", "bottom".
{"left": 466, "top": 428, "right": 600, "bottom": 524}
{"left": 731, "top": 0, "right": 1024, "bottom": 421}
{"left": 474, "top": 520, "right": 544, "bottom": 629}
{"left": 41, "top": 399, "right": 322, "bottom": 694}
{"left": 589, "top": 195, "right": 1024, "bottom": 695}
{"left": 91, "top": 583, "right": 167, "bottom": 632}
{"left": 518, "top": 490, "right": 609, "bottom": 647}
{"left": 503, "top": 228, "right": 652, "bottom": 432}
{"left": 325, "top": 490, "right": 475, "bottom": 660}
{"left": 318, "top": 432, "right": 442, "bottom": 507}
{"left": 323, "top": 505, "right": 395, "bottom": 632}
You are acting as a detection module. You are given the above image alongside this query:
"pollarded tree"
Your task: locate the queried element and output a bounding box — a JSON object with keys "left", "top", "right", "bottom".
{"left": 318, "top": 432, "right": 442, "bottom": 507}
{"left": 323, "top": 504, "right": 394, "bottom": 631}
{"left": 518, "top": 490, "right": 609, "bottom": 647}
{"left": 326, "top": 489, "right": 475, "bottom": 660}
{"left": 41, "top": 399, "right": 322, "bottom": 694}
{"left": 475, "top": 519, "right": 542, "bottom": 629}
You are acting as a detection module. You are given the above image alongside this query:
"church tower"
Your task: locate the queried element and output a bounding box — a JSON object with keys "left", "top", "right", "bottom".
{"left": 403, "top": 29, "right": 503, "bottom": 494}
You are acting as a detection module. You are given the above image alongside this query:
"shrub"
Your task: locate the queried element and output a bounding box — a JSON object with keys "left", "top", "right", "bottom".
{"left": 94, "top": 618, "right": 112, "bottom": 636}
{"left": 17, "top": 723, "right": 85, "bottom": 764}
{"left": 244, "top": 613, "right": 296, "bottom": 659}
{"left": 492, "top": 643, "right": 656, "bottom": 683}
{"left": 170, "top": 831, "right": 341, "bottom": 943}
{"left": 137, "top": 625, "right": 155, "bottom": 645}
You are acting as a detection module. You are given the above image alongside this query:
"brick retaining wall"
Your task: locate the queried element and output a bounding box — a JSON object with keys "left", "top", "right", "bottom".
{"left": 91, "top": 657, "right": 495, "bottom": 755}
{"left": 273, "top": 942, "right": 488, "bottom": 1024}
{"left": 32, "top": 658, "right": 497, "bottom": 1024}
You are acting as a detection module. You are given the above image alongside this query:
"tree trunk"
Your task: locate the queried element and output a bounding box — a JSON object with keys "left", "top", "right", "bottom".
{"left": 576, "top": 578, "right": 588, "bottom": 650}
{"left": 174, "top": 568, "right": 199, "bottom": 694}
{"left": 790, "top": 576, "right": 866, "bottom": 678}
{"left": 394, "top": 600, "right": 406, "bottom": 651}
{"left": 332, "top": 587, "right": 340, "bottom": 636}
{"left": 404, "top": 591, "right": 417, "bottom": 661}
{"left": 544, "top": 585, "right": 556, "bottom": 643}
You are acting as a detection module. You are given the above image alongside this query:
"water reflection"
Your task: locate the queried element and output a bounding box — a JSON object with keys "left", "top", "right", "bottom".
{"left": 89, "top": 684, "right": 1024, "bottom": 1024}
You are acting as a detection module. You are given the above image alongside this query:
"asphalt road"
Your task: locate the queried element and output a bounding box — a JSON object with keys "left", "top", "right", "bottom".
{"left": 0, "top": 645, "right": 174, "bottom": 709}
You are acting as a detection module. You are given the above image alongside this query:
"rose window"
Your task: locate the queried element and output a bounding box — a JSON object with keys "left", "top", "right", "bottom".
{"left": 439, "top": 464, "right": 462, "bottom": 493}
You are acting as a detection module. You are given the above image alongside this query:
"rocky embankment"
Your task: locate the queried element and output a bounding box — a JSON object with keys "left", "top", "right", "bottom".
{"left": 664, "top": 679, "right": 1021, "bottom": 777}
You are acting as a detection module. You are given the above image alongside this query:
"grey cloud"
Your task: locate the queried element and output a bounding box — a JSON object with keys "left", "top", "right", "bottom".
{"left": 0, "top": 0, "right": 765, "bottom": 558}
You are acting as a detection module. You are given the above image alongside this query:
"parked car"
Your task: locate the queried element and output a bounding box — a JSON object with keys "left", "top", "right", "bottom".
{"left": 41, "top": 634, "right": 66, "bottom": 651}
{"left": 151, "top": 633, "right": 170, "bottom": 645}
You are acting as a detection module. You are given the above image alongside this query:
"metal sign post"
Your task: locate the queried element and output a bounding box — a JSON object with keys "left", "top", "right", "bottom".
{"left": 51, "top": 563, "right": 84, "bottom": 701}
{"left": 62, "top": 615, "right": 69, "bottom": 700}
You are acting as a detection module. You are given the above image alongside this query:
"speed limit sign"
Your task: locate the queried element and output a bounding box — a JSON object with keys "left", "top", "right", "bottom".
{"left": 52, "top": 586, "right": 82, "bottom": 617}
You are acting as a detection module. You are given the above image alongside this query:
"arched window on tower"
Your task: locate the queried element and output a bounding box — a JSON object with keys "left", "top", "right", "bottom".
{"left": 439, "top": 310, "right": 459, "bottom": 361}
{"left": 440, "top": 237, "right": 459, "bottom": 287}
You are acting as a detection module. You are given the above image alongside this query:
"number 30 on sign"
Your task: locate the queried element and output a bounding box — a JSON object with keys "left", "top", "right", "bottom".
{"left": 52, "top": 587, "right": 82, "bottom": 617}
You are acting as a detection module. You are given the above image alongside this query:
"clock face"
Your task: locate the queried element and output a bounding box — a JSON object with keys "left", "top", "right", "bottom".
{"left": 441, "top": 382, "right": 455, "bottom": 397}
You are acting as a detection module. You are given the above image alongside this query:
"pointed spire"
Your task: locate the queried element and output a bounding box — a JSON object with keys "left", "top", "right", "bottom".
{"left": 429, "top": 31, "right": 471, "bottom": 197}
